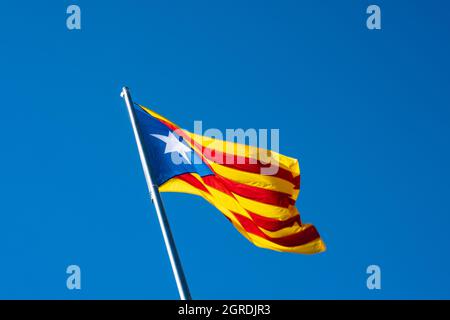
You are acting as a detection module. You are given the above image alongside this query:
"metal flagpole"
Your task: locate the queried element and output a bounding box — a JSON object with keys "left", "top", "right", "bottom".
{"left": 121, "top": 86, "right": 192, "bottom": 300}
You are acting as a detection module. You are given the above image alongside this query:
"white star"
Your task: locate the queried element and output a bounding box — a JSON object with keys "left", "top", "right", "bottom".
{"left": 151, "top": 132, "right": 192, "bottom": 164}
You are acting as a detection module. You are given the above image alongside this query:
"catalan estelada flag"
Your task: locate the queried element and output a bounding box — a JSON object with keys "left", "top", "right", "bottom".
{"left": 133, "top": 103, "right": 325, "bottom": 254}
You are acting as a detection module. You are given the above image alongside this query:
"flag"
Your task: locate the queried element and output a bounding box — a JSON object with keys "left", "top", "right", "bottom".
{"left": 133, "top": 103, "right": 325, "bottom": 254}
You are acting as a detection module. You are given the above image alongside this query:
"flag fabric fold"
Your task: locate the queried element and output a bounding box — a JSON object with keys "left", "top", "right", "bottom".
{"left": 133, "top": 103, "right": 325, "bottom": 254}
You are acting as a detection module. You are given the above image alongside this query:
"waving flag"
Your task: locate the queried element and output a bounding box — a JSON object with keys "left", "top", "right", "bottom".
{"left": 133, "top": 103, "right": 325, "bottom": 254}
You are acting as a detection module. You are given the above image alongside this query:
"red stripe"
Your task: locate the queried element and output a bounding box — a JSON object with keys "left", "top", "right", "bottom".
{"left": 153, "top": 116, "right": 178, "bottom": 132}
{"left": 232, "top": 212, "right": 320, "bottom": 247}
{"left": 201, "top": 175, "right": 235, "bottom": 198}
{"left": 202, "top": 147, "right": 300, "bottom": 189}
{"left": 175, "top": 174, "right": 211, "bottom": 194}
{"left": 203, "top": 175, "right": 295, "bottom": 208}
{"left": 247, "top": 211, "right": 301, "bottom": 232}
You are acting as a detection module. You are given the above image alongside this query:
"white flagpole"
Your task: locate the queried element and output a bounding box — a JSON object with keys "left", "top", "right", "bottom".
{"left": 121, "top": 86, "right": 192, "bottom": 300}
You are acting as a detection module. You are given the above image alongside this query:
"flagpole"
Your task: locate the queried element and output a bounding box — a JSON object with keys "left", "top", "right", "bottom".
{"left": 120, "top": 86, "right": 192, "bottom": 300}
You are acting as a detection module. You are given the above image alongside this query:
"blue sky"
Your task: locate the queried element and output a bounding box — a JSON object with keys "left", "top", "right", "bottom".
{"left": 1, "top": 1, "right": 450, "bottom": 299}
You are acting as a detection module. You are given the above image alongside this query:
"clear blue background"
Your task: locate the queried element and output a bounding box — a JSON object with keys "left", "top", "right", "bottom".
{"left": 1, "top": 1, "right": 449, "bottom": 299}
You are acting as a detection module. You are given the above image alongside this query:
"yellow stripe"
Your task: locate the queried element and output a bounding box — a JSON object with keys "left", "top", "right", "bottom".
{"left": 209, "top": 162, "right": 296, "bottom": 196}
{"left": 258, "top": 222, "right": 302, "bottom": 238}
{"left": 186, "top": 132, "right": 300, "bottom": 177}
{"left": 250, "top": 234, "right": 326, "bottom": 254}
{"left": 232, "top": 221, "right": 325, "bottom": 254}
{"left": 232, "top": 194, "right": 296, "bottom": 220}
{"left": 160, "top": 177, "right": 247, "bottom": 226}
{"left": 160, "top": 176, "right": 250, "bottom": 219}
{"left": 140, "top": 105, "right": 179, "bottom": 129}
{"left": 159, "top": 177, "right": 202, "bottom": 196}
